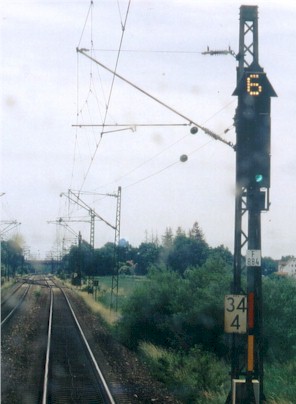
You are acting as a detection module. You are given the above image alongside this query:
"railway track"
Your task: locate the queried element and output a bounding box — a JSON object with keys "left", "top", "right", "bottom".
{"left": 1, "top": 278, "right": 25, "bottom": 306}
{"left": 2, "top": 276, "right": 169, "bottom": 403}
{"left": 43, "top": 280, "right": 115, "bottom": 403}
{"left": 1, "top": 279, "right": 31, "bottom": 326}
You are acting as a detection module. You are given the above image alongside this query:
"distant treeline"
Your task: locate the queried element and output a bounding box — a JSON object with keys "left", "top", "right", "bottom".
{"left": 59, "top": 221, "right": 278, "bottom": 278}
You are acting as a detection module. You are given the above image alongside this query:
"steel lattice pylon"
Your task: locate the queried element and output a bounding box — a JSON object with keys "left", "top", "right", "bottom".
{"left": 89, "top": 210, "right": 95, "bottom": 250}
{"left": 110, "top": 186, "right": 122, "bottom": 311}
{"left": 227, "top": 6, "right": 265, "bottom": 404}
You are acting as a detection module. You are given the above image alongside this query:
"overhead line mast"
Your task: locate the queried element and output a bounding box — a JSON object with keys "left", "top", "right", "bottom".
{"left": 110, "top": 186, "right": 122, "bottom": 311}
{"left": 60, "top": 189, "right": 115, "bottom": 249}
{"left": 61, "top": 188, "right": 122, "bottom": 310}
{"left": 0, "top": 220, "right": 21, "bottom": 237}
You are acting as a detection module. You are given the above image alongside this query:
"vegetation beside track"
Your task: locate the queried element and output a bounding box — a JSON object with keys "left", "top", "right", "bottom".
{"left": 61, "top": 268, "right": 296, "bottom": 403}
{"left": 2, "top": 222, "right": 295, "bottom": 403}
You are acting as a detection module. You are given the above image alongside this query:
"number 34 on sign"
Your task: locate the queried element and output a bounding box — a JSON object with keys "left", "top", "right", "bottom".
{"left": 224, "top": 295, "right": 247, "bottom": 334}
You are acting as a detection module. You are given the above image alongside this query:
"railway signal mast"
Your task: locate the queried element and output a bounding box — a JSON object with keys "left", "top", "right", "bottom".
{"left": 225, "top": 6, "right": 277, "bottom": 403}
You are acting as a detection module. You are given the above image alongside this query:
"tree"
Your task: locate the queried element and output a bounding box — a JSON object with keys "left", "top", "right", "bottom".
{"left": 280, "top": 255, "right": 295, "bottom": 262}
{"left": 63, "top": 239, "right": 94, "bottom": 279}
{"left": 93, "top": 242, "right": 115, "bottom": 276}
{"left": 167, "top": 234, "right": 208, "bottom": 275}
{"left": 261, "top": 256, "right": 277, "bottom": 276}
{"left": 1, "top": 238, "right": 24, "bottom": 279}
{"left": 161, "top": 227, "right": 174, "bottom": 250}
{"left": 210, "top": 245, "right": 233, "bottom": 267}
{"left": 80, "top": 240, "right": 95, "bottom": 276}
{"left": 188, "top": 221, "right": 205, "bottom": 241}
{"left": 263, "top": 276, "right": 296, "bottom": 361}
{"left": 135, "top": 242, "right": 162, "bottom": 275}
{"left": 176, "top": 226, "right": 186, "bottom": 237}
{"left": 117, "top": 240, "right": 137, "bottom": 266}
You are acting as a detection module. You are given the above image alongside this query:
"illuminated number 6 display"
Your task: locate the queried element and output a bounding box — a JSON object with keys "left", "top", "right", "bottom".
{"left": 246, "top": 73, "right": 262, "bottom": 96}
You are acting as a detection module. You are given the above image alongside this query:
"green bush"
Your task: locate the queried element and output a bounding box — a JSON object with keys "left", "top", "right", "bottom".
{"left": 263, "top": 276, "right": 296, "bottom": 361}
{"left": 116, "top": 257, "right": 296, "bottom": 402}
{"left": 117, "top": 259, "right": 231, "bottom": 356}
{"left": 139, "top": 342, "right": 228, "bottom": 403}
{"left": 264, "top": 360, "right": 296, "bottom": 403}
{"left": 117, "top": 268, "right": 181, "bottom": 349}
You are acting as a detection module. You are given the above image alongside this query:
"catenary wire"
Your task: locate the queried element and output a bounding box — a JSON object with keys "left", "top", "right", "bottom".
{"left": 91, "top": 49, "right": 205, "bottom": 54}
{"left": 77, "top": 48, "right": 235, "bottom": 150}
{"left": 78, "top": 0, "right": 132, "bottom": 192}
{"left": 77, "top": 1, "right": 93, "bottom": 48}
{"left": 123, "top": 160, "right": 179, "bottom": 189}
{"left": 96, "top": 98, "right": 234, "bottom": 191}
{"left": 73, "top": 2, "right": 235, "bottom": 195}
{"left": 121, "top": 136, "right": 219, "bottom": 191}
{"left": 71, "top": 1, "right": 94, "bottom": 190}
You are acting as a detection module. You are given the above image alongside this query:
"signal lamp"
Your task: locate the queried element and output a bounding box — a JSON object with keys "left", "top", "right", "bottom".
{"left": 255, "top": 174, "right": 263, "bottom": 183}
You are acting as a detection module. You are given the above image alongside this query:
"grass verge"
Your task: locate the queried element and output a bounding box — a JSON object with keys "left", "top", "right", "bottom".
{"left": 139, "top": 341, "right": 228, "bottom": 403}
{"left": 264, "top": 360, "right": 296, "bottom": 403}
{"left": 59, "top": 278, "right": 119, "bottom": 326}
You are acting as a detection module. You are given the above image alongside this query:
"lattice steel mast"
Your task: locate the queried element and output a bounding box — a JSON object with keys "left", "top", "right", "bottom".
{"left": 110, "top": 186, "right": 122, "bottom": 311}
{"left": 226, "top": 6, "right": 276, "bottom": 403}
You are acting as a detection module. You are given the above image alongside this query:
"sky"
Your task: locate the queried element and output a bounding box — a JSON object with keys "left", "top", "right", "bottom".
{"left": 1, "top": 0, "right": 295, "bottom": 260}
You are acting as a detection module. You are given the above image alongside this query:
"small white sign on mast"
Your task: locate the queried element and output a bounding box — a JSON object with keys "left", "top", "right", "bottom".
{"left": 246, "top": 250, "right": 261, "bottom": 267}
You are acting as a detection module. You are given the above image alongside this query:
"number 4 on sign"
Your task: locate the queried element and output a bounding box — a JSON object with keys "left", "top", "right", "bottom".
{"left": 224, "top": 295, "right": 247, "bottom": 334}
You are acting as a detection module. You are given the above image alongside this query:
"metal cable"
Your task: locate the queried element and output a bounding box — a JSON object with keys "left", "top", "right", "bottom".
{"left": 79, "top": 0, "right": 132, "bottom": 192}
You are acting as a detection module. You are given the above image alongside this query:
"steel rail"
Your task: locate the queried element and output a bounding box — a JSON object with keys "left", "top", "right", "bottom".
{"left": 60, "top": 287, "right": 116, "bottom": 404}
{"left": 42, "top": 286, "right": 53, "bottom": 404}
{"left": 1, "top": 283, "right": 30, "bottom": 327}
{"left": 43, "top": 278, "right": 115, "bottom": 404}
{"left": 1, "top": 281, "right": 25, "bottom": 306}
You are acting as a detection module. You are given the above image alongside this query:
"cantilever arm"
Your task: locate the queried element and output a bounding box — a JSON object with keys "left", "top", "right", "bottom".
{"left": 77, "top": 48, "right": 235, "bottom": 150}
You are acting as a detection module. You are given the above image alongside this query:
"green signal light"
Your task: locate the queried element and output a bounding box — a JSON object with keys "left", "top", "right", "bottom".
{"left": 255, "top": 174, "right": 263, "bottom": 183}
